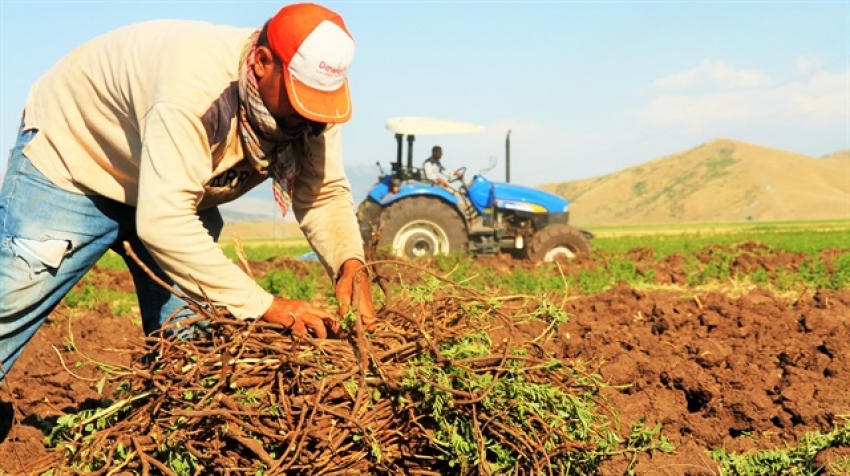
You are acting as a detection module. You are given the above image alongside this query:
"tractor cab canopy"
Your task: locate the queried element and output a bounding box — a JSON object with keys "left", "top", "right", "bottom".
{"left": 384, "top": 117, "right": 485, "bottom": 181}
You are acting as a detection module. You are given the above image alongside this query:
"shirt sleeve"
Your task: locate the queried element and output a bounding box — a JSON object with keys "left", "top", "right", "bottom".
{"left": 422, "top": 160, "right": 437, "bottom": 180}
{"left": 437, "top": 161, "right": 448, "bottom": 177}
{"left": 292, "top": 124, "right": 365, "bottom": 279}
{"left": 423, "top": 159, "right": 449, "bottom": 182}
{"left": 135, "top": 102, "right": 273, "bottom": 320}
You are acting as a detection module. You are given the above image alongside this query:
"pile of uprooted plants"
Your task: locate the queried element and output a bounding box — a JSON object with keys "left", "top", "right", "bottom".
{"left": 23, "top": 257, "right": 673, "bottom": 475}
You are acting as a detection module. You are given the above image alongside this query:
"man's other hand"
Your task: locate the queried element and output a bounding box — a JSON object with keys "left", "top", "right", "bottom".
{"left": 335, "top": 259, "right": 378, "bottom": 333}
{"left": 262, "top": 296, "right": 340, "bottom": 339}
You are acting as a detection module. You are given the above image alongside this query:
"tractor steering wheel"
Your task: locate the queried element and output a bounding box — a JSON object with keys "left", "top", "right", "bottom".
{"left": 450, "top": 167, "right": 467, "bottom": 183}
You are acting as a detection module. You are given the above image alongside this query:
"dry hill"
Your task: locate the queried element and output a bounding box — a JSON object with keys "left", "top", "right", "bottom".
{"left": 541, "top": 138, "right": 850, "bottom": 226}
{"left": 822, "top": 149, "right": 850, "bottom": 161}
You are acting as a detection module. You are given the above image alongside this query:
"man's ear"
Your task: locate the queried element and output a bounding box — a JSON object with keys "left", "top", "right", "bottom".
{"left": 253, "top": 46, "right": 276, "bottom": 79}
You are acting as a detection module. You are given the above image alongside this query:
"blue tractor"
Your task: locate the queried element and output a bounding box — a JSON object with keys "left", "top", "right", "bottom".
{"left": 356, "top": 117, "right": 593, "bottom": 261}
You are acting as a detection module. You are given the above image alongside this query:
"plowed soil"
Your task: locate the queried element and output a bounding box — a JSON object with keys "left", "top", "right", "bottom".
{"left": 1, "top": 245, "right": 849, "bottom": 475}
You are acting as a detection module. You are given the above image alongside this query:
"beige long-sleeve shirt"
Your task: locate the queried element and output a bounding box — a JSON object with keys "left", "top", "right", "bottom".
{"left": 21, "top": 19, "right": 364, "bottom": 320}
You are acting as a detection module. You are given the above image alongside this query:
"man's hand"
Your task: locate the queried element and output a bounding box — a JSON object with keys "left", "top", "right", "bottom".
{"left": 335, "top": 259, "right": 378, "bottom": 333}
{"left": 262, "top": 296, "right": 340, "bottom": 339}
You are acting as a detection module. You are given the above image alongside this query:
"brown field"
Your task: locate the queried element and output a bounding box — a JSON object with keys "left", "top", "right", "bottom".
{"left": 1, "top": 246, "right": 849, "bottom": 475}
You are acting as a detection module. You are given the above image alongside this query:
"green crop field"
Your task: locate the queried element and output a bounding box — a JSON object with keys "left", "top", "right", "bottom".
{"left": 95, "top": 219, "right": 849, "bottom": 269}
{"left": 589, "top": 219, "right": 849, "bottom": 256}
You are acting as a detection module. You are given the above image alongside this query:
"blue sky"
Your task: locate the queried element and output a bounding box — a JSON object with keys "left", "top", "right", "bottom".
{"left": 1, "top": 0, "right": 847, "bottom": 189}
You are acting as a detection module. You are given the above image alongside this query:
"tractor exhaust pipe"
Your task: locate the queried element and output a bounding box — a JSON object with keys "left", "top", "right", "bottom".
{"left": 395, "top": 133, "right": 403, "bottom": 171}
{"left": 406, "top": 134, "right": 415, "bottom": 169}
{"left": 505, "top": 130, "right": 512, "bottom": 183}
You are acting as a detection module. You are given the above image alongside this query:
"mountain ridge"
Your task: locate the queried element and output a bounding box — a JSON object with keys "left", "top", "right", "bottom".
{"left": 540, "top": 138, "right": 849, "bottom": 226}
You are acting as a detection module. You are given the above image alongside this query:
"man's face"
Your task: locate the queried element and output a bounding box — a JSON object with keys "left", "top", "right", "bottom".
{"left": 253, "top": 45, "right": 307, "bottom": 129}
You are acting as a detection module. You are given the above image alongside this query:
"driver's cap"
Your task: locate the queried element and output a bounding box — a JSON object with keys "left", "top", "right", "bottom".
{"left": 267, "top": 3, "right": 355, "bottom": 123}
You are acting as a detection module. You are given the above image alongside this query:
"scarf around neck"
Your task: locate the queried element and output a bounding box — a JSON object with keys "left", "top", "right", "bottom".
{"left": 238, "top": 31, "right": 313, "bottom": 217}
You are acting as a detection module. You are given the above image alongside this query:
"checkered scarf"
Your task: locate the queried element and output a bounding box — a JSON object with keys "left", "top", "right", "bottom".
{"left": 238, "top": 31, "right": 313, "bottom": 217}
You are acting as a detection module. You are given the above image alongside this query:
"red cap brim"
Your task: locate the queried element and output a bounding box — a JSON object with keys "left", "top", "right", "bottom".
{"left": 284, "top": 68, "right": 352, "bottom": 124}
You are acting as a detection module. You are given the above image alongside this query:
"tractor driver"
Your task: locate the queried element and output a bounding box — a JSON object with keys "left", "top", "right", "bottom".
{"left": 422, "top": 145, "right": 462, "bottom": 188}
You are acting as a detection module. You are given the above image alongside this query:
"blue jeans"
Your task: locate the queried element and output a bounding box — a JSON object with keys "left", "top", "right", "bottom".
{"left": 0, "top": 127, "right": 222, "bottom": 383}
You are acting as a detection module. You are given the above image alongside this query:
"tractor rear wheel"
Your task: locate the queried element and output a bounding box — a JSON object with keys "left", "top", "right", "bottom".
{"left": 378, "top": 197, "right": 467, "bottom": 259}
{"left": 526, "top": 224, "right": 591, "bottom": 262}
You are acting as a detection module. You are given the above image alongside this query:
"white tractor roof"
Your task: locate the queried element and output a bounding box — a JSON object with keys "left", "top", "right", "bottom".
{"left": 386, "top": 117, "right": 485, "bottom": 135}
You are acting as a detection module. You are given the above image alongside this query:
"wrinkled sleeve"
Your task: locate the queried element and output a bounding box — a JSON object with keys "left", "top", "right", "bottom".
{"left": 423, "top": 159, "right": 448, "bottom": 182}
{"left": 292, "top": 124, "right": 365, "bottom": 279}
{"left": 135, "top": 103, "right": 273, "bottom": 319}
{"left": 422, "top": 160, "right": 437, "bottom": 180}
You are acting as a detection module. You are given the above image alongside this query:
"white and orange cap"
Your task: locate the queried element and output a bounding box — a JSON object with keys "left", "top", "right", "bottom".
{"left": 267, "top": 3, "right": 355, "bottom": 123}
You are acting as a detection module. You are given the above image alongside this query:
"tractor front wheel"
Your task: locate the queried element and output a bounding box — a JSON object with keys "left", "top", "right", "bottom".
{"left": 378, "top": 197, "right": 467, "bottom": 259}
{"left": 526, "top": 224, "right": 591, "bottom": 262}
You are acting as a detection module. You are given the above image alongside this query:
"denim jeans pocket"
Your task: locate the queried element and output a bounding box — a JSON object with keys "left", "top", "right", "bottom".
{"left": 11, "top": 237, "right": 69, "bottom": 269}
{"left": 0, "top": 238, "right": 58, "bottom": 315}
